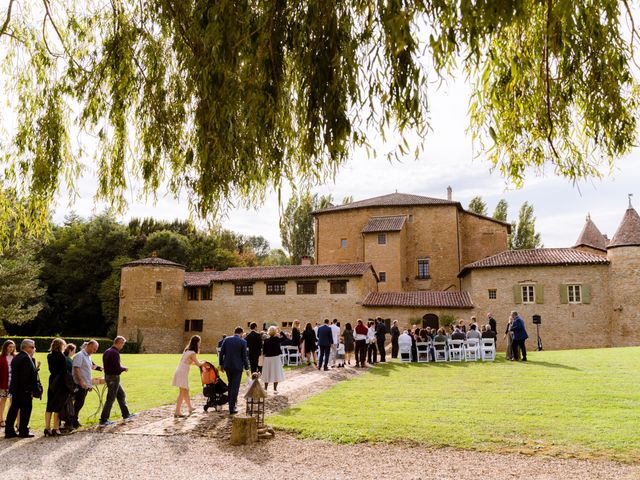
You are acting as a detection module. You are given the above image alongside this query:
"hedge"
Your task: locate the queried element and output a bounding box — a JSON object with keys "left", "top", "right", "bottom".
{"left": 0, "top": 336, "right": 140, "bottom": 354}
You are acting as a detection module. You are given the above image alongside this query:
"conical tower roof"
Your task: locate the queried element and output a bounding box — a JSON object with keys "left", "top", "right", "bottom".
{"left": 573, "top": 214, "right": 607, "bottom": 251}
{"left": 608, "top": 207, "right": 640, "bottom": 249}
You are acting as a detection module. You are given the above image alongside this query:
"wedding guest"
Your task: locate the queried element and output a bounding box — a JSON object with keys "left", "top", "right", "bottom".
{"left": 44, "top": 338, "right": 68, "bottom": 436}
{"left": 342, "top": 323, "right": 355, "bottom": 366}
{"left": 301, "top": 323, "right": 318, "bottom": 366}
{"left": 0, "top": 340, "right": 16, "bottom": 428}
{"left": 261, "top": 326, "right": 285, "bottom": 392}
{"left": 172, "top": 335, "right": 206, "bottom": 417}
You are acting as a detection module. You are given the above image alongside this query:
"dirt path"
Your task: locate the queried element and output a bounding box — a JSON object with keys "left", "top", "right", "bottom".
{"left": 2, "top": 364, "right": 639, "bottom": 479}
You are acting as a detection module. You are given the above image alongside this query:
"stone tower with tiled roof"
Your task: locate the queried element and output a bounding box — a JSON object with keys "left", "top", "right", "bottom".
{"left": 607, "top": 203, "right": 640, "bottom": 346}
{"left": 573, "top": 214, "right": 608, "bottom": 256}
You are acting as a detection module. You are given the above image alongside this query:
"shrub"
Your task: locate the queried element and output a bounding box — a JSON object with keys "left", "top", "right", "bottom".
{"left": 0, "top": 336, "right": 140, "bottom": 353}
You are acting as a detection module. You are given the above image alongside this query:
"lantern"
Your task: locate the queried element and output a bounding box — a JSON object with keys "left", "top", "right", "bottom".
{"left": 244, "top": 373, "right": 267, "bottom": 427}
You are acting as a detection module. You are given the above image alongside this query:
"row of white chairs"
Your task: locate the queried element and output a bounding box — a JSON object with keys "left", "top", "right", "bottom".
{"left": 399, "top": 339, "right": 496, "bottom": 363}
{"left": 280, "top": 345, "right": 302, "bottom": 366}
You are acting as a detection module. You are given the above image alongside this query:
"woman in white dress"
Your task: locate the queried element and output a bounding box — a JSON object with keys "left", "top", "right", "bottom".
{"left": 261, "top": 326, "right": 285, "bottom": 393}
{"left": 172, "top": 335, "right": 206, "bottom": 417}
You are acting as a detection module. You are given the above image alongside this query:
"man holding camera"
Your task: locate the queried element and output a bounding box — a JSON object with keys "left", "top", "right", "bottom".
{"left": 70, "top": 340, "right": 100, "bottom": 429}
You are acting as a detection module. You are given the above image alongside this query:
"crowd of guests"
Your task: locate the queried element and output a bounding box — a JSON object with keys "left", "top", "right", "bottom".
{"left": 0, "top": 336, "right": 135, "bottom": 439}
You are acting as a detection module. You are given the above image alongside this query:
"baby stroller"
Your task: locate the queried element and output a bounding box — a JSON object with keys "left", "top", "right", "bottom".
{"left": 201, "top": 361, "right": 229, "bottom": 412}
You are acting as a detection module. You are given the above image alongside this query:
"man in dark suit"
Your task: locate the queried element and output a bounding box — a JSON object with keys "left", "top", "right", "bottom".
{"left": 219, "top": 327, "right": 250, "bottom": 414}
{"left": 245, "top": 323, "right": 263, "bottom": 373}
{"left": 510, "top": 311, "right": 529, "bottom": 361}
{"left": 487, "top": 313, "right": 497, "bottom": 334}
{"left": 5, "top": 339, "right": 39, "bottom": 438}
{"left": 375, "top": 317, "right": 387, "bottom": 362}
{"left": 317, "top": 319, "right": 333, "bottom": 371}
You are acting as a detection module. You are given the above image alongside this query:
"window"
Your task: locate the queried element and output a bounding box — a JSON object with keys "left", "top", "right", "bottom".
{"left": 521, "top": 285, "right": 535, "bottom": 304}
{"left": 417, "top": 258, "right": 429, "bottom": 279}
{"left": 488, "top": 289, "right": 497, "bottom": 300}
{"left": 378, "top": 233, "right": 386, "bottom": 245}
{"left": 156, "top": 281, "right": 162, "bottom": 294}
{"left": 185, "top": 319, "right": 203, "bottom": 332}
{"left": 379, "top": 271, "right": 386, "bottom": 282}
{"left": 187, "top": 287, "right": 199, "bottom": 301}
{"left": 330, "top": 280, "right": 347, "bottom": 294}
{"left": 122, "top": 316, "right": 127, "bottom": 325}
{"left": 281, "top": 321, "right": 293, "bottom": 328}
{"left": 568, "top": 285, "right": 582, "bottom": 303}
{"left": 234, "top": 283, "right": 254, "bottom": 295}
{"left": 200, "top": 286, "right": 212, "bottom": 300}
{"left": 266, "top": 282, "right": 286, "bottom": 295}
{"left": 340, "top": 238, "right": 347, "bottom": 249}
{"left": 297, "top": 281, "right": 317, "bottom": 294}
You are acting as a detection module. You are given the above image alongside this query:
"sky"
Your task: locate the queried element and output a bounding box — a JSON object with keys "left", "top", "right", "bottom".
{"left": 49, "top": 72, "right": 638, "bottom": 251}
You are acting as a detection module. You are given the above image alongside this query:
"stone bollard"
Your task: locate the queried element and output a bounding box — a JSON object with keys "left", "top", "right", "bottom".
{"left": 230, "top": 415, "right": 258, "bottom": 445}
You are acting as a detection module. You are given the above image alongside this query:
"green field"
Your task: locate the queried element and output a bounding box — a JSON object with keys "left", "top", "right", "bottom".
{"left": 7, "top": 353, "right": 214, "bottom": 431}
{"left": 269, "top": 347, "right": 640, "bottom": 462}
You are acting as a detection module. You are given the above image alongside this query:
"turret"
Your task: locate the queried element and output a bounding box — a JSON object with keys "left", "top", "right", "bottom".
{"left": 572, "top": 213, "right": 608, "bottom": 256}
{"left": 117, "top": 254, "right": 186, "bottom": 353}
{"left": 607, "top": 200, "right": 640, "bottom": 346}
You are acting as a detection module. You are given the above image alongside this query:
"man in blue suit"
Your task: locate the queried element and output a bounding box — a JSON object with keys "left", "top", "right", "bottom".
{"left": 317, "top": 319, "right": 334, "bottom": 371}
{"left": 510, "top": 311, "right": 529, "bottom": 361}
{"left": 219, "top": 327, "right": 250, "bottom": 414}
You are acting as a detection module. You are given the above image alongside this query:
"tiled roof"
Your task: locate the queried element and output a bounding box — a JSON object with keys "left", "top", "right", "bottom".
{"left": 184, "top": 263, "right": 374, "bottom": 286}
{"left": 458, "top": 248, "right": 609, "bottom": 277}
{"left": 573, "top": 215, "right": 607, "bottom": 251}
{"left": 362, "top": 215, "right": 406, "bottom": 233}
{"left": 313, "top": 192, "right": 456, "bottom": 214}
{"left": 362, "top": 291, "right": 474, "bottom": 309}
{"left": 608, "top": 208, "right": 640, "bottom": 248}
{"left": 123, "top": 257, "right": 186, "bottom": 269}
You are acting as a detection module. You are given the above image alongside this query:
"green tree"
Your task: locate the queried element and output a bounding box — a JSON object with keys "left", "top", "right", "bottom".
{"left": 2, "top": 1, "right": 636, "bottom": 246}
{"left": 280, "top": 192, "right": 316, "bottom": 265}
{"left": 0, "top": 242, "right": 45, "bottom": 334}
{"left": 260, "top": 248, "right": 290, "bottom": 266}
{"left": 509, "top": 202, "right": 543, "bottom": 250}
{"left": 98, "top": 255, "right": 133, "bottom": 338}
{"left": 33, "top": 214, "right": 131, "bottom": 336}
{"left": 141, "top": 230, "right": 189, "bottom": 265}
{"left": 467, "top": 196, "right": 488, "bottom": 216}
{"left": 493, "top": 199, "right": 509, "bottom": 222}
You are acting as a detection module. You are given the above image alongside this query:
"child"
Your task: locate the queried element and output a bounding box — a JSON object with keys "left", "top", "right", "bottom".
{"left": 336, "top": 343, "right": 345, "bottom": 368}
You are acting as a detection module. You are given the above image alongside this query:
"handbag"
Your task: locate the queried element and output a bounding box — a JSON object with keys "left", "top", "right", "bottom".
{"left": 34, "top": 371, "right": 44, "bottom": 399}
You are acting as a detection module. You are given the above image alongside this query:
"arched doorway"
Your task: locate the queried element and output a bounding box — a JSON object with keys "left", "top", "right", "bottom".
{"left": 422, "top": 313, "right": 439, "bottom": 329}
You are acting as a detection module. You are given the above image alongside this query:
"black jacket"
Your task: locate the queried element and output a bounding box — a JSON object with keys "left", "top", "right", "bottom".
{"left": 245, "top": 331, "right": 263, "bottom": 357}
{"left": 9, "top": 351, "right": 38, "bottom": 396}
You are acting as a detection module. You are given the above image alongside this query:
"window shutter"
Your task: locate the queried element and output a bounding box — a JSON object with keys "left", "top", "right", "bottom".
{"left": 513, "top": 285, "right": 522, "bottom": 304}
{"left": 559, "top": 284, "right": 568, "bottom": 304}
{"left": 535, "top": 284, "right": 544, "bottom": 304}
{"left": 582, "top": 284, "right": 591, "bottom": 304}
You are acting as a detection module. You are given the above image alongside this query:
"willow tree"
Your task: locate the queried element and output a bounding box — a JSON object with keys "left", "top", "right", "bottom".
{"left": 0, "top": 1, "right": 638, "bottom": 247}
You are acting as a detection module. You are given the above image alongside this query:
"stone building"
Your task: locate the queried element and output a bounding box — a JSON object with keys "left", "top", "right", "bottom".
{"left": 117, "top": 191, "right": 640, "bottom": 353}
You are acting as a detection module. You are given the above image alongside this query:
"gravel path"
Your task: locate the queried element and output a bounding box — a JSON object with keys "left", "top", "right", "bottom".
{"left": 1, "top": 364, "right": 638, "bottom": 479}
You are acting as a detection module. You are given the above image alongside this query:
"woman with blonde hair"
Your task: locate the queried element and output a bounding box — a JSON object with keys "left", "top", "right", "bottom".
{"left": 0, "top": 340, "right": 16, "bottom": 427}
{"left": 261, "top": 326, "right": 285, "bottom": 392}
{"left": 44, "top": 338, "right": 68, "bottom": 436}
{"left": 172, "top": 335, "right": 206, "bottom": 417}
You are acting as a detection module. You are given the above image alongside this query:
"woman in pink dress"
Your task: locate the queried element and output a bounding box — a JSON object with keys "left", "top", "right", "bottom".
{"left": 0, "top": 340, "right": 16, "bottom": 427}
{"left": 172, "top": 335, "right": 206, "bottom": 417}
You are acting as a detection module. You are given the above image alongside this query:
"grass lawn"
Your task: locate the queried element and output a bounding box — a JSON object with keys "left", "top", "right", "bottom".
{"left": 269, "top": 347, "right": 640, "bottom": 462}
{"left": 10, "top": 353, "right": 218, "bottom": 431}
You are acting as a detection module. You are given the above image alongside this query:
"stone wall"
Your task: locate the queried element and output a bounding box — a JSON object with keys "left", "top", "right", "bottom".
{"left": 607, "top": 246, "right": 640, "bottom": 346}
{"left": 183, "top": 270, "right": 378, "bottom": 353}
{"left": 460, "top": 264, "right": 612, "bottom": 350}
{"left": 363, "top": 230, "right": 402, "bottom": 291}
{"left": 118, "top": 265, "right": 186, "bottom": 353}
{"left": 315, "top": 204, "right": 509, "bottom": 293}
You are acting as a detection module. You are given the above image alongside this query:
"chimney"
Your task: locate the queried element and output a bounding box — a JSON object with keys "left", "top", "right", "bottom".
{"left": 300, "top": 256, "right": 312, "bottom": 266}
{"left": 151, "top": 250, "right": 158, "bottom": 257}
{"left": 203, "top": 266, "right": 216, "bottom": 272}
{"left": 447, "top": 186, "right": 452, "bottom": 201}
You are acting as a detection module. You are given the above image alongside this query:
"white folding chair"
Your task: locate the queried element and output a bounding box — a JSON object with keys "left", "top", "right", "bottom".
{"left": 433, "top": 341, "right": 448, "bottom": 362}
{"left": 416, "top": 342, "right": 430, "bottom": 363}
{"left": 285, "top": 345, "right": 301, "bottom": 366}
{"left": 399, "top": 344, "right": 412, "bottom": 362}
{"left": 280, "top": 346, "right": 288, "bottom": 366}
{"left": 448, "top": 340, "right": 464, "bottom": 362}
{"left": 481, "top": 338, "right": 496, "bottom": 361}
{"left": 464, "top": 339, "right": 480, "bottom": 362}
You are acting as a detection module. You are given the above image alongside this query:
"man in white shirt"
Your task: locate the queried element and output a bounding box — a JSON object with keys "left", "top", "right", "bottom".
{"left": 330, "top": 319, "right": 340, "bottom": 367}
{"left": 366, "top": 321, "right": 377, "bottom": 364}
{"left": 398, "top": 330, "right": 412, "bottom": 360}
{"left": 71, "top": 340, "right": 99, "bottom": 429}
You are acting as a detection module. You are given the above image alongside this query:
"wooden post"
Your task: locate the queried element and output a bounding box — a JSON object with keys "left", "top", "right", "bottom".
{"left": 230, "top": 416, "right": 258, "bottom": 445}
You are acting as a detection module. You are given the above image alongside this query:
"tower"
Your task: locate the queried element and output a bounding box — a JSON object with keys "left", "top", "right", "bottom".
{"left": 607, "top": 201, "right": 640, "bottom": 346}
{"left": 573, "top": 213, "right": 608, "bottom": 256}
{"left": 117, "top": 255, "right": 186, "bottom": 353}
